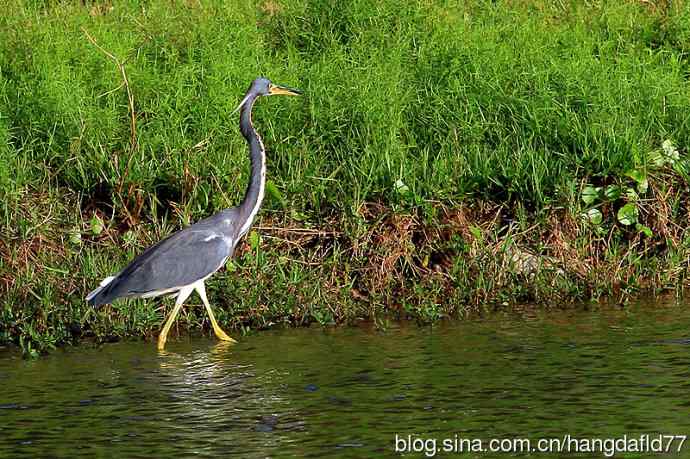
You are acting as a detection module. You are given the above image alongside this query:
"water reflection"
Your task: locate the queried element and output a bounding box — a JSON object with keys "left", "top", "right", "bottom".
{"left": 1, "top": 301, "right": 690, "bottom": 458}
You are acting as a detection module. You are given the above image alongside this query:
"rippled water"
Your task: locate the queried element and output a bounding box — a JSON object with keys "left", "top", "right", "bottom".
{"left": 2, "top": 302, "right": 690, "bottom": 458}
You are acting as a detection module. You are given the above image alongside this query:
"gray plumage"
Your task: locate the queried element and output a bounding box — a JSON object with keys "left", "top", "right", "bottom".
{"left": 86, "top": 76, "right": 301, "bottom": 332}
{"left": 87, "top": 209, "right": 241, "bottom": 305}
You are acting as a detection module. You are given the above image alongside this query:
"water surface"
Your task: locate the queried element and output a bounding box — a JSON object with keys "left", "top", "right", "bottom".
{"left": 2, "top": 302, "right": 690, "bottom": 458}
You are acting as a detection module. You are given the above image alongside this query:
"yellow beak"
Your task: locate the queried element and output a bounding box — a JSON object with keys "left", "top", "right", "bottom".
{"left": 268, "top": 83, "right": 302, "bottom": 96}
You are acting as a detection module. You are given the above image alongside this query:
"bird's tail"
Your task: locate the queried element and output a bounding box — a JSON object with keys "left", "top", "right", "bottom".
{"left": 86, "top": 276, "right": 116, "bottom": 306}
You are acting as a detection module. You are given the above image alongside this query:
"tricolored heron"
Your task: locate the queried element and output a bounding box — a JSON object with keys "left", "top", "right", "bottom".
{"left": 86, "top": 77, "right": 301, "bottom": 350}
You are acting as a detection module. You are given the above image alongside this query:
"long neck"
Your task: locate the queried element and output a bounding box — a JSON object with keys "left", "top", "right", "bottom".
{"left": 237, "top": 93, "right": 266, "bottom": 237}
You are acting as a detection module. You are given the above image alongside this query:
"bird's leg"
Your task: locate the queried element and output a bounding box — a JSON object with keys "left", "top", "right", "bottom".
{"left": 158, "top": 286, "right": 193, "bottom": 350}
{"left": 195, "top": 282, "right": 237, "bottom": 343}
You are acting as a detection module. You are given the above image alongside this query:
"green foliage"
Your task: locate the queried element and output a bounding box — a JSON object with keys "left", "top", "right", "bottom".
{"left": 617, "top": 203, "right": 638, "bottom": 226}
{"left": 579, "top": 139, "right": 685, "bottom": 236}
{"left": 2, "top": 0, "right": 690, "bottom": 216}
{"left": 3, "top": 0, "right": 690, "bottom": 354}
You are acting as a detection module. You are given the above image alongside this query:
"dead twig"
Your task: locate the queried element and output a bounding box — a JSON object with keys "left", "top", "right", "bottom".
{"left": 82, "top": 28, "right": 137, "bottom": 154}
{"left": 83, "top": 28, "right": 142, "bottom": 226}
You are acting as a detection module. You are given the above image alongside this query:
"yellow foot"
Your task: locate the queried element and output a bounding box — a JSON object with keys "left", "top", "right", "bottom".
{"left": 157, "top": 334, "right": 168, "bottom": 351}
{"left": 213, "top": 326, "right": 238, "bottom": 344}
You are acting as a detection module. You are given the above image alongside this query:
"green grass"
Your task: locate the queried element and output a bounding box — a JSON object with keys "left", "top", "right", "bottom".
{"left": 2, "top": 0, "right": 690, "bottom": 354}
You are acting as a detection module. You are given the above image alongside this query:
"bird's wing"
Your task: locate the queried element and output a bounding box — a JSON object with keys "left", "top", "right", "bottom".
{"left": 102, "top": 229, "right": 233, "bottom": 300}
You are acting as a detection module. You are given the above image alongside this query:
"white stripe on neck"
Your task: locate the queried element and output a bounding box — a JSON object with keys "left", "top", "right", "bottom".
{"left": 238, "top": 102, "right": 266, "bottom": 238}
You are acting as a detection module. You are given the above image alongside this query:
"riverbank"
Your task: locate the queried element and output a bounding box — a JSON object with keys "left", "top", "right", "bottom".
{"left": 2, "top": 0, "right": 690, "bottom": 354}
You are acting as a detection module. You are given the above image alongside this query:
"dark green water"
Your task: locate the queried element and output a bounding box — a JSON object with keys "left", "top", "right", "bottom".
{"left": 2, "top": 302, "right": 690, "bottom": 458}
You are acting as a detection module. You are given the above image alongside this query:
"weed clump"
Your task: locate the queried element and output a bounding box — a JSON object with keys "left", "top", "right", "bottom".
{"left": 2, "top": 0, "right": 690, "bottom": 353}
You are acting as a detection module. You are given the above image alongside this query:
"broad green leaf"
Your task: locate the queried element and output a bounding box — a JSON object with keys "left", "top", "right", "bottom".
{"left": 581, "top": 185, "right": 600, "bottom": 204}
{"left": 624, "top": 167, "right": 648, "bottom": 194}
{"left": 604, "top": 185, "right": 621, "bottom": 200}
{"left": 583, "top": 208, "right": 602, "bottom": 225}
{"left": 626, "top": 169, "right": 646, "bottom": 185}
{"left": 625, "top": 187, "right": 639, "bottom": 201}
{"left": 394, "top": 179, "right": 410, "bottom": 195}
{"left": 617, "top": 203, "right": 638, "bottom": 226}
{"left": 636, "top": 223, "right": 653, "bottom": 238}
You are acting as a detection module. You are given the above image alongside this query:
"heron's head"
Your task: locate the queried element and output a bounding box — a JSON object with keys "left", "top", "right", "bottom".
{"left": 234, "top": 77, "right": 302, "bottom": 114}
{"left": 252, "top": 77, "right": 302, "bottom": 97}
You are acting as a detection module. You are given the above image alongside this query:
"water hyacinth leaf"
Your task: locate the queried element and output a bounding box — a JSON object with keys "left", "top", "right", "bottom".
{"left": 625, "top": 187, "right": 639, "bottom": 201}
{"left": 636, "top": 223, "right": 653, "bottom": 238}
{"left": 617, "top": 203, "right": 638, "bottom": 226}
{"left": 604, "top": 185, "right": 621, "bottom": 200}
{"left": 581, "top": 185, "right": 600, "bottom": 204}
{"left": 626, "top": 169, "right": 646, "bottom": 185}
{"left": 624, "top": 168, "right": 649, "bottom": 193}
{"left": 583, "top": 208, "right": 602, "bottom": 225}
